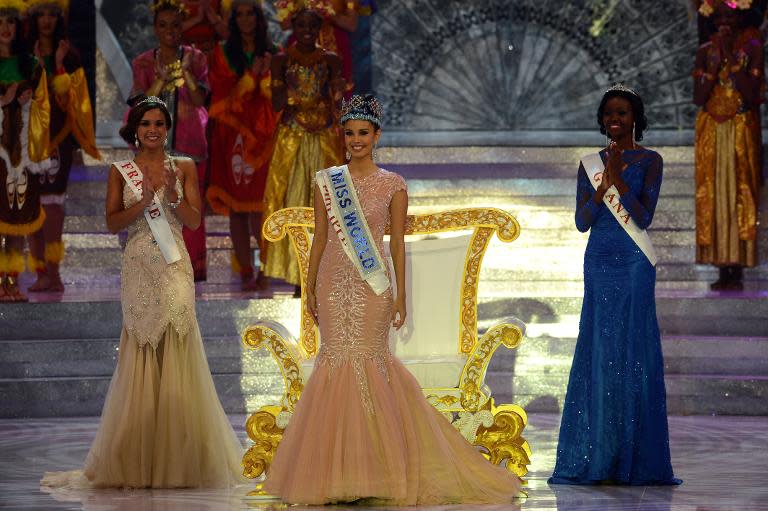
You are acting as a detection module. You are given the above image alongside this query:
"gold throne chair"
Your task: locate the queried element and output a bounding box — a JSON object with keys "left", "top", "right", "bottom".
{"left": 241, "top": 207, "right": 531, "bottom": 483}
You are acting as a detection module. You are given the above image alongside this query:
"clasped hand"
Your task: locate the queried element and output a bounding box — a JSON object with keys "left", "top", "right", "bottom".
{"left": 599, "top": 142, "right": 623, "bottom": 193}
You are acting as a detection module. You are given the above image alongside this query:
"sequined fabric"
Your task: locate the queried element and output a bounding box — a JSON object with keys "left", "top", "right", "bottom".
{"left": 314, "top": 169, "right": 402, "bottom": 414}
{"left": 264, "top": 170, "right": 523, "bottom": 505}
{"left": 121, "top": 175, "right": 195, "bottom": 348}
{"left": 550, "top": 149, "right": 681, "bottom": 486}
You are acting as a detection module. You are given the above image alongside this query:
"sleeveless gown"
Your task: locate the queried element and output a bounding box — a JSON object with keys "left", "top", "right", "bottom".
{"left": 263, "top": 169, "right": 522, "bottom": 505}
{"left": 42, "top": 165, "right": 243, "bottom": 489}
{"left": 549, "top": 148, "right": 681, "bottom": 486}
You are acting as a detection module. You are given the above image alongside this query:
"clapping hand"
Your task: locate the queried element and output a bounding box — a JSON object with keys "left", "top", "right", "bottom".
{"left": 251, "top": 53, "right": 271, "bottom": 77}
{"left": 164, "top": 161, "right": 180, "bottom": 203}
{"left": 140, "top": 177, "right": 155, "bottom": 208}
{"left": 55, "top": 40, "right": 70, "bottom": 71}
{"left": 0, "top": 84, "right": 18, "bottom": 107}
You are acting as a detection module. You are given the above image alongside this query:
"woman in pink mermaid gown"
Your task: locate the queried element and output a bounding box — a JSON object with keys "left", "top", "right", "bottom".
{"left": 263, "top": 95, "right": 522, "bottom": 505}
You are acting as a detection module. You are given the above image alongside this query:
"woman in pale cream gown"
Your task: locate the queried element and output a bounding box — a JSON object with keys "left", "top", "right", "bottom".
{"left": 263, "top": 94, "right": 523, "bottom": 505}
{"left": 41, "top": 96, "right": 243, "bottom": 489}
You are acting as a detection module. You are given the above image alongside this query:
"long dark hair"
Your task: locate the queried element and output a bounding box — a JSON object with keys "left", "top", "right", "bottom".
{"left": 28, "top": 9, "right": 68, "bottom": 50}
{"left": 119, "top": 95, "right": 173, "bottom": 146}
{"left": 224, "top": 1, "right": 275, "bottom": 76}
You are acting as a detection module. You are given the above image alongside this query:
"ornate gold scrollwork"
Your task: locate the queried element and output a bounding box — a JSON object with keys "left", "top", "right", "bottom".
{"left": 459, "top": 323, "right": 524, "bottom": 412}
{"left": 242, "top": 325, "right": 305, "bottom": 410}
{"left": 242, "top": 405, "right": 285, "bottom": 479}
{"left": 474, "top": 401, "right": 531, "bottom": 478}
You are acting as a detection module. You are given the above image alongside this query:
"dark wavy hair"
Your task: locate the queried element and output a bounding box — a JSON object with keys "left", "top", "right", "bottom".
{"left": 597, "top": 88, "right": 648, "bottom": 142}
{"left": 224, "top": 1, "right": 276, "bottom": 77}
{"left": 28, "top": 8, "right": 68, "bottom": 50}
{"left": 119, "top": 95, "right": 173, "bottom": 146}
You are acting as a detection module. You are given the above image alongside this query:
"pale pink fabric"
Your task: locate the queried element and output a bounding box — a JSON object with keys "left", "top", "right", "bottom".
{"left": 263, "top": 169, "right": 522, "bottom": 505}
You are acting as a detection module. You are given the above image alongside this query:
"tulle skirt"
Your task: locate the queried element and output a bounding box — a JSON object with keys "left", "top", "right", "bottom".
{"left": 41, "top": 325, "right": 245, "bottom": 489}
{"left": 263, "top": 356, "right": 522, "bottom": 505}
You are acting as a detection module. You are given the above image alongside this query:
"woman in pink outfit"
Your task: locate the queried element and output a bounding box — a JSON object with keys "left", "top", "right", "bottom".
{"left": 263, "top": 94, "right": 523, "bottom": 505}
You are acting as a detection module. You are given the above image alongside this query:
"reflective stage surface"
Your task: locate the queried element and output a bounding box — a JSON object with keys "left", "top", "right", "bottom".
{"left": 1, "top": 413, "right": 766, "bottom": 510}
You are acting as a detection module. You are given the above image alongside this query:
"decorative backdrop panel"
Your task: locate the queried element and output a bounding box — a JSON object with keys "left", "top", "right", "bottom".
{"left": 372, "top": 0, "right": 700, "bottom": 131}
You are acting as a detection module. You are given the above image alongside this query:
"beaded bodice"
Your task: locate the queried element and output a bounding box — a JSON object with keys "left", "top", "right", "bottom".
{"left": 315, "top": 169, "right": 407, "bottom": 413}
{"left": 119, "top": 167, "right": 194, "bottom": 349}
{"left": 283, "top": 49, "right": 332, "bottom": 132}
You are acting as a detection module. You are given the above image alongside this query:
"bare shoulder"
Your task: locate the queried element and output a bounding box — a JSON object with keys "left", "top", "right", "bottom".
{"left": 172, "top": 156, "right": 196, "bottom": 177}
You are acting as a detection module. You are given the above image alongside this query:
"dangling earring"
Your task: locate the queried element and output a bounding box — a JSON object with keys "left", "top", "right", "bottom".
{"left": 632, "top": 123, "right": 637, "bottom": 149}
{"left": 163, "top": 137, "right": 168, "bottom": 149}
{"left": 372, "top": 143, "right": 378, "bottom": 161}
{"left": 134, "top": 134, "right": 140, "bottom": 149}
{"left": 345, "top": 150, "right": 351, "bottom": 161}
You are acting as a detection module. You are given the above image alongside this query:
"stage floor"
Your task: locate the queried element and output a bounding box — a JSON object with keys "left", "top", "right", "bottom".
{"left": 2, "top": 414, "right": 766, "bottom": 510}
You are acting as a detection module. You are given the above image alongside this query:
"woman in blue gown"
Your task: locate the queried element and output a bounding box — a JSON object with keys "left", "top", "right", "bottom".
{"left": 549, "top": 85, "right": 681, "bottom": 486}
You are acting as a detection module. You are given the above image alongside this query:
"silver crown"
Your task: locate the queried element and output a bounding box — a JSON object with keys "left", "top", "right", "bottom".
{"left": 137, "top": 95, "right": 168, "bottom": 108}
{"left": 605, "top": 83, "right": 639, "bottom": 96}
{"left": 340, "top": 95, "right": 383, "bottom": 126}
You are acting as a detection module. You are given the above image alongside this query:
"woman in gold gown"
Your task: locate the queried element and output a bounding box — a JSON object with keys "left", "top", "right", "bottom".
{"left": 41, "top": 96, "right": 244, "bottom": 489}
{"left": 694, "top": 0, "right": 763, "bottom": 290}
{"left": 262, "top": 6, "right": 344, "bottom": 288}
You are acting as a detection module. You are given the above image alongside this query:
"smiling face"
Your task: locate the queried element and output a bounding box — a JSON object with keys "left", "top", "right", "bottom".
{"left": 136, "top": 108, "right": 169, "bottom": 150}
{"left": 343, "top": 119, "right": 381, "bottom": 161}
{"left": 602, "top": 96, "right": 635, "bottom": 142}
{"left": 292, "top": 10, "right": 322, "bottom": 48}
{"left": 0, "top": 15, "right": 17, "bottom": 47}
{"left": 36, "top": 8, "right": 59, "bottom": 38}
{"left": 154, "top": 9, "right": 183, "bottom": 49}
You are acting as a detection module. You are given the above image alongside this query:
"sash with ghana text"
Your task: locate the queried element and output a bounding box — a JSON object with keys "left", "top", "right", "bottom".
{"left": 581, "top": 152, "right": 658, "bottom": 266}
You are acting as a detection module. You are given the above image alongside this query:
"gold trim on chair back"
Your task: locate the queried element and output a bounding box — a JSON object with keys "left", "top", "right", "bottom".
{"left": 262, "top": 207, "right": 520, "bottom": 356}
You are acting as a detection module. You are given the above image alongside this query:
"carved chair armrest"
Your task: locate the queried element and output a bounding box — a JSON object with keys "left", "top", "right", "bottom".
{"left": 459, "top": 318, "right": 526, "bottom": 412}
{"left": 242, "top": 321, "right": 308, "bottom": 412}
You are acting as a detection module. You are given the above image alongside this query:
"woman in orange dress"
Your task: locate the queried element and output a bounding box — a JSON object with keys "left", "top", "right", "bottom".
{"left": 263, "top": 95, "right": 522, "bottom": 505}
{"left": 206, "top": 0, "right": 278, "bottom": 290}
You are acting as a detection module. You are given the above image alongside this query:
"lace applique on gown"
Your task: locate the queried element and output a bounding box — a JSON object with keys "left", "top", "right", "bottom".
{"left": 41, "top": 162, "right": 244, "bottom": 489}
{"left": 263, "top": 169, "right": 523, "bottom": 505}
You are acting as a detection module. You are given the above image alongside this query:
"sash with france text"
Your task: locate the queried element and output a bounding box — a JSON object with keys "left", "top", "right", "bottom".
{"left": 581, "top": 153, "right": 658, "bottom": 266}
{"left": 114, "top": 159, "right": 181, "bottom": 264}
{"left": 316, "top": 165, "right": 390, "bottom": 295}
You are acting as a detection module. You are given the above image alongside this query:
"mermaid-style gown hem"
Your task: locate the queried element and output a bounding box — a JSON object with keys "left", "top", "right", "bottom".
{"left": 549, "top": 149, "right": 681, "bottom": 487}
{"left": 263, "top": 169, "right": 522, "bottom": 505}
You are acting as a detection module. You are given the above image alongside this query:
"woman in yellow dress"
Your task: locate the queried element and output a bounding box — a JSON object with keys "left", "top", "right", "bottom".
{"left": 0, "top": 1, "right": 50, "bottom": 302}
{"left": 694, "top": 0, "right": 763, "bottom": 290}
{"left": 26, "top": 0, "right": 100, "bottom": 293}
{"left": 262, "top": 5, "right": 344, "bottom": 288}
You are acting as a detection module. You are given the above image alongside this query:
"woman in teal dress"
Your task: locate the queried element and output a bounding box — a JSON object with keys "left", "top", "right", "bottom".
{"left": 549, "top": 85, "right": 681, "bottom": 486}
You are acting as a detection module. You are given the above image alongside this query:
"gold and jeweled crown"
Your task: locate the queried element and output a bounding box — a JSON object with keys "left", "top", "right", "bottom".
{"left": 340, "top": 94, "right": 383, "bottom": 127}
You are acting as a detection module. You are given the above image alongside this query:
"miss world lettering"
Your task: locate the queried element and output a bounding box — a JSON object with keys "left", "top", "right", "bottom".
{"left": 328, "top": 168, "right": 378, "bottom": 271}
{"left": 592, "top": 172, "right": 631, "bottom": 225}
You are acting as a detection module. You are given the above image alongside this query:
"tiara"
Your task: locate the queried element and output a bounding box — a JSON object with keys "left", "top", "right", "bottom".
{"left": 699, "top": 0, "right": 752, "bottom": 17}
{"left": 605, "top": 83, "right": 639, "bottom": 96}
{"left": 340, "top": 95, "right": 383, "bottom": 126}
{"left": 137, "top": 96, "right": 168, "bottom": 108}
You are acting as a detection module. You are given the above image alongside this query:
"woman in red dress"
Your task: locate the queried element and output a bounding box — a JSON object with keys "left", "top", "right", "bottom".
{"left": 206, "top": 0, "right": 278, "bottom": 290}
